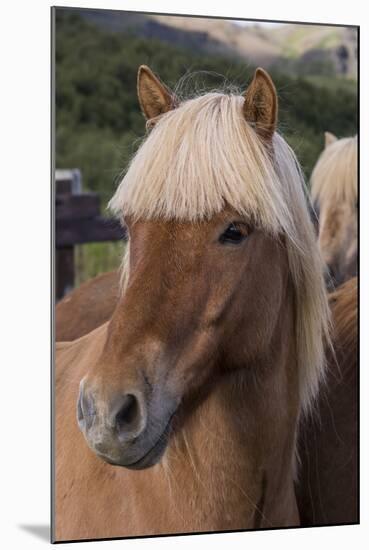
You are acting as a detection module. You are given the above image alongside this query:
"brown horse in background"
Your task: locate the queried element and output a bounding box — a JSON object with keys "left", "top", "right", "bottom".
{"left": 56, "top": 271, "right": 119, "bottom": 341}
{"left": 310, "top": 132, "right": 357, "bottom": 288}
{"left": 296, "top": 277, "right": 358, "bottom": 525}
{"left": 54, "top": 66, "right": 331, "bottom": 541}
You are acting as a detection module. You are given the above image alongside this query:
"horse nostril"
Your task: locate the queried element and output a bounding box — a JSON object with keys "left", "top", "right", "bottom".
{"left": 115, "top": 394, "right": 138, "bottom": 427}
{"left": 114, "top": 394, "right": 143, "bottom": 437}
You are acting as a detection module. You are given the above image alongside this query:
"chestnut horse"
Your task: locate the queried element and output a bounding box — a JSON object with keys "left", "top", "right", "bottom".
{"left": 310, "top": 132, "right": 358, "bottom": 288}
{"left": 296, "top": 276, "right": 358, "bottom": 525}
{"left": 56, "top": 271, "right": 119, "bottom": 341}
{"left": 54, "top": 66, "right": 330, "bottom": 541}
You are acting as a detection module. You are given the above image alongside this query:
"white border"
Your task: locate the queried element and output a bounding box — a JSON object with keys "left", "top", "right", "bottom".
{"left": 1, "top": 1, "right": 366, "bottom": 549}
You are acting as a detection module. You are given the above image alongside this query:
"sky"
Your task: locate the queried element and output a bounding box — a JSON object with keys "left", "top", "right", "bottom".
{"left": 233, "top": 20, "right": 283, "bottom": 27}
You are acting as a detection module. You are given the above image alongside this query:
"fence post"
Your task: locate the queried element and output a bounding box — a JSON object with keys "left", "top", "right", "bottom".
{"left": 55, "top": 168, "right": 126, "bottom": 301}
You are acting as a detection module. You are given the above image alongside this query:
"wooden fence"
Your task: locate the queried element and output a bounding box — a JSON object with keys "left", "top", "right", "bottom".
{"left": 55, "top": 169, "right": 126, "bottom": 300}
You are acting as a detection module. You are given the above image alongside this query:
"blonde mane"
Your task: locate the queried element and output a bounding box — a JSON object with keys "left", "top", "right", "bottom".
{"left": 311, "top": 135, "right": 358, "bottom": 209}
{"left": 109, "top": 91, "right": 330, "bottom": 414}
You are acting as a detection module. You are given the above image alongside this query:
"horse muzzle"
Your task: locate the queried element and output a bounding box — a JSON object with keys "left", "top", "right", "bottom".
{"left": 77, "top": 379, "right": 177, "bottom": 469}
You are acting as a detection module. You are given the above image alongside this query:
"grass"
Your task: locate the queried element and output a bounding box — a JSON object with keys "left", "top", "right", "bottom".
{"left": 75, "top": 241, "right": 125, "bottom": 286}
{"left": 305, "top": 75, "right": 357, "bottom": 93}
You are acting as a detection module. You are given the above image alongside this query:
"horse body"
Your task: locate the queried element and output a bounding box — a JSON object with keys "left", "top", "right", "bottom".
{"left": 296, "top": 277, "right": 358, "bottom": 525}
{"left": 56, "top": 271, "right": 119, "bottom": 341}
{"left": 54, "top": 66, "right": 330, "bottom": 541}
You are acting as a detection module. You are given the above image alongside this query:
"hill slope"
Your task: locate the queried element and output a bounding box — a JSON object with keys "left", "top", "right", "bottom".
{"left": 76, "top": 8, "right": 358, "bottom": 77}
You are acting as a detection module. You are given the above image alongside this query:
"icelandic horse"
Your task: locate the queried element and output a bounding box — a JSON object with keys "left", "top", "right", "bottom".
{"left": 296, "top": 276, "right": 358, "bottom": 525}
{"left": 295, "top": 130, "right": 358, "bottom": 525}
{"left": 54, "top": 66, "right": 331, "bottom": 541}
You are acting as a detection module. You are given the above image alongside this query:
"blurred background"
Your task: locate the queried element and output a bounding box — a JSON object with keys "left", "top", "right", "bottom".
{"left": 55, "top": 7, "right": 357, "bottom": 289}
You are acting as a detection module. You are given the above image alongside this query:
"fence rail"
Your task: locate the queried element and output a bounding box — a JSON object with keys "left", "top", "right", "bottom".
{"left": 55, "top": 169, "right": 126, "bottom": 300}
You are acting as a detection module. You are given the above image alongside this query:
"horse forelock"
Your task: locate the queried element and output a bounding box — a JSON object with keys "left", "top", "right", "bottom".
{"left": 311, "top": 135, "right": 357, "bottom": 211}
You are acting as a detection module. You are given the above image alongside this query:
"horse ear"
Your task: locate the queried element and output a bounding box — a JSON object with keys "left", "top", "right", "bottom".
{"left": 324, "top": 131, "right": 337, "bottom": 148}
{"left": 137, "top": 65, "right": 178, "bottom": 121}
{"left": 243, "top": 68, "right": 278, "bottom": 141}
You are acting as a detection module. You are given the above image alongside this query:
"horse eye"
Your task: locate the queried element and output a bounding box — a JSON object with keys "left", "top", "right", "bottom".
{"left": 219, "top": 223, "right": 247, "bottom": 245}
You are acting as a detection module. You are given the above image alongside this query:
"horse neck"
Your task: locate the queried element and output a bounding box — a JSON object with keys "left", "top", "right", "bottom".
{"left": 161, "top": 285, "right": 300, "bottom": 529}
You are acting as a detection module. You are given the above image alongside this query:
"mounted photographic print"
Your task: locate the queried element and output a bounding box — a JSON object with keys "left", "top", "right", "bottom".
{"left": 52, "top": 6, "right": 358, "bottom": 543}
